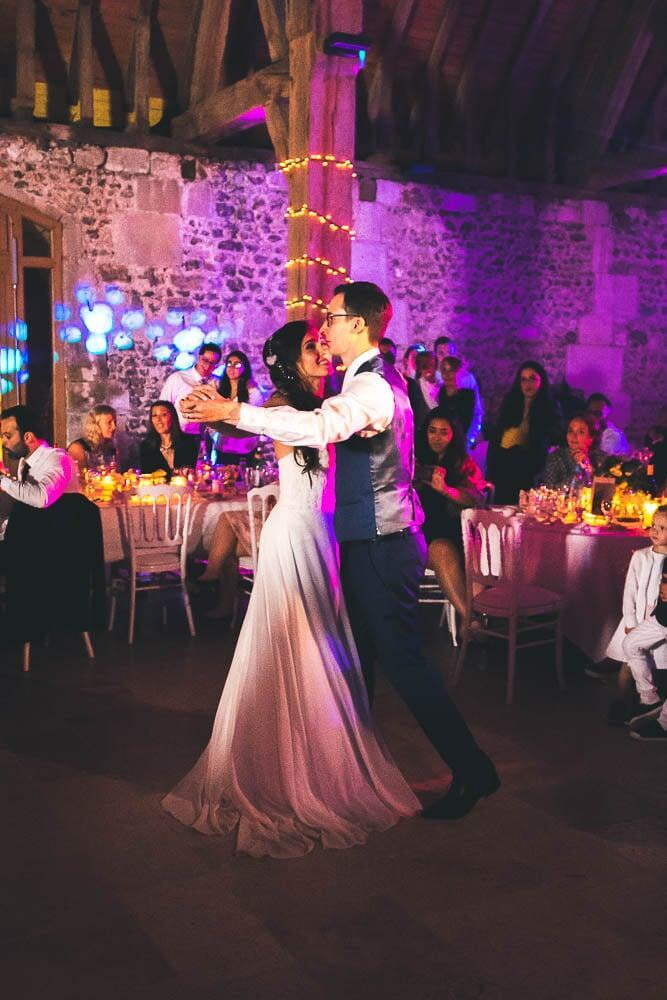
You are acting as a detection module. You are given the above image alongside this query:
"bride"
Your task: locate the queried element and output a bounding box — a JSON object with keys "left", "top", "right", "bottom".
{"left": 162, "top": 321, "right": 420, "bottom": 858}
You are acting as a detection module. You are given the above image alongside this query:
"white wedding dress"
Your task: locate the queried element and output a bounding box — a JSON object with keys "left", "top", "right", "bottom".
{"left": 162, "top": 447, "right": 420, "bottom": 858}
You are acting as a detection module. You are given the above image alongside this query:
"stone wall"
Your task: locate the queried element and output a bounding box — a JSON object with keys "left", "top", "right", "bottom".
{"left": 352, "top": 181, "right": 667, "bottom": 444}
{"left": 0, "top": 135, "right": 288, "bottom": 445}
{"left": 1, "top": 132, "right": 665, "bottom": 448}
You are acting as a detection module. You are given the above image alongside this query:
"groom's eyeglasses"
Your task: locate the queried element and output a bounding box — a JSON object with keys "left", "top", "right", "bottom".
{"left": 324, "top": 312, "right": 361, "bottom": 327}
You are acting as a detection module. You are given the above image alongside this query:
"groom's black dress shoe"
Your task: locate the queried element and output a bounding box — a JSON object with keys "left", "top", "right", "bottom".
{"left": 422, "top": 775, "right": 500, "bottom": 821}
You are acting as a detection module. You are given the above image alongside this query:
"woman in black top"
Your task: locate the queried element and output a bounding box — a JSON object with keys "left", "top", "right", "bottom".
{"left": 139, "top": 400, "right": 199, "bottom": 476}
{"left": 486, "top": 360, "right": 561, "bottom": 504}
{"left": 415, "top": 409, "right": 485, "bottom": 618}
{"left": 437, "top": 356, "right": 475, "bottom": 438}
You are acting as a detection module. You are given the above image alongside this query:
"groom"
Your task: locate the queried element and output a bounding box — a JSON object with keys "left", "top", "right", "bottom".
{"left": 182, "top": 282, "right": 499, "bottom": 819}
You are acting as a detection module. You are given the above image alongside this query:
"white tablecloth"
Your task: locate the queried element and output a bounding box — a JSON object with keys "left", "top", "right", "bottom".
{"left": 99, "top": 494, "right": 249, "bottom": 565}
{"left": 519, "top": 521, "right": 650, "bottom": 662}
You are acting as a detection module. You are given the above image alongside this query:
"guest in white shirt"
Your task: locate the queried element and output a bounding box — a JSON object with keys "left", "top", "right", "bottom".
{"left": 0, "top": 405, "right": 80, "bottom": 511}
{"left": 585, "top": 393, "right": 631, "bottom": 457}
{"left": 161, "top": 342, "right": 222, "bottom": 436}
{"left": 433, "top": 336, "right": 484, "bottom": 447}
{"left": 408, "top": 350, "right": 440, "bottom": 432}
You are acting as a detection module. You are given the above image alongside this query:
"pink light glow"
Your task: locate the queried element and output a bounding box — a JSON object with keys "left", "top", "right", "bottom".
{"left": 231, "top": 106, "right": 266, "bottom": 130}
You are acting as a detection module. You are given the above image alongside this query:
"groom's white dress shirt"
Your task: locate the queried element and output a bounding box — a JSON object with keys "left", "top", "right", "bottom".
{"left": 0, "top": 444, "right": 80, "bottom": 509}
{"left": 236, "top": 347, "right": 395, "bottom": 448}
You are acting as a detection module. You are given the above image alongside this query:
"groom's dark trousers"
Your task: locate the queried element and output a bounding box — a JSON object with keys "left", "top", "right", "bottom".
{"left": 340, "top": 526, "right": 497, "bottom": 795}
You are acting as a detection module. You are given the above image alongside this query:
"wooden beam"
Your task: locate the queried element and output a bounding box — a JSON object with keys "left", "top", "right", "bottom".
{"left": 12, "top": 0, "right": 36, "bottom": 121}
{"left": 257, "top": 0, "right": 288, "bottom": 63}
{"left": 126, "top": 0, "right": 152, "bottom": 133}
{"left": 584, "top": 145, "right": 667, "bottom": 190}
{"left": 71, "top": 0, "right": 95, "bottom": 126}
{"left": 173, "top": 61, "right": 289, "bottom": 142}
{"left": 367, "top": 0, "right": 419, "bottom": 121}
{"left": 572, "top": 0, "right": 656, "bottom": 160}
{"left": 427, "top": 0, "right": 462, "bottom": 81}
{"left": 264, "top": 97, "right": 289, "bottom": 161}
{"left": 284, "top": 0, "right": 362, "bottom": 320}
{"left": 180, "top": 0, "right": 233, "bottom": 111}
{"left": 509, "top": 0, "right": 555, "bottom": 91}
{"left": 456, "top": 0, "right": 503, "bottom": 166}
{"left": 423, "top": 0, "right": 463, "bottom": 158}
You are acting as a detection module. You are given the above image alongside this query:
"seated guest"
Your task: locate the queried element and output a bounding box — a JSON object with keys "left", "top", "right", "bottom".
{"left": 212, "top": 350, "right": 264, "bottom": 465}
{"left": 433, "top": 335, "right": 484, "bottom": 447}
{"left": 585, "top": 393, "right": 631, "bottom": 457}
{"left": 606, "top": 506, "right": 667, "bottom": 726}
{"left": 67, "top": 404, "right": 118, "bottom": 474}
{"left": 379, "top": 336, "right": 397, "bottom": 365}
{"left": 408, "top": 350, "right": 440, "bottom": 432}
{"left": 161, "top": 342, "right": 222, "bottom": 437}
{"left": 537, "top": 414, "right": 603, "bottom": 488}
{"left": 438, "top": 356, "right": 475, "bottom": 438}
{"left": 415, "top": 409, "right": 485, "bottom": 619}
{"left": 0, "top": 405, "right": 80, "bottom": 510}
{"left": 139, "top": 401, "right": 199, "bottom": 476}
{"left": 487, "top": 360, "right": 560, "bottom": 504}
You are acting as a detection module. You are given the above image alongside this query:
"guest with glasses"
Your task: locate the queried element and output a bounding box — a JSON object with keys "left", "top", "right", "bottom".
{"left": 160, "top": 342, "right": 222, "bottom": 438}
{"left": 211, "top": 350, "right": 264, "bottom": 465}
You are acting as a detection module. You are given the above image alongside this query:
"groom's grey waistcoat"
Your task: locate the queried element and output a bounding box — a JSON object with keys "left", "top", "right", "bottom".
{"left": 334, "top": 355, "right": 424, "bottom": 542}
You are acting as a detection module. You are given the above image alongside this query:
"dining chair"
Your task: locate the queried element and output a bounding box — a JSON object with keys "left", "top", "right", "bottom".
{"left": 232, "top": 482, "right": 279, "bottom": 626}
{"left": 108, "top": 492, "right": 195, "bottom": 643}
{"left": 418, "top": 569, "right": 458, "bottom": 645}
{"left": 454, "top": 508, "right": 564, "bottom": 704}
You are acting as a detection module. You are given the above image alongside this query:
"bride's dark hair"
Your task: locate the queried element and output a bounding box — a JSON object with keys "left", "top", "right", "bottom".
{"left": 262, "top": 320, "right": 323, "bottom": 476}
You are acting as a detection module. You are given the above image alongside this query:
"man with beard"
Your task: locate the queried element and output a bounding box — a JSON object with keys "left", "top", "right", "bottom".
{"left": 0, "top": 405, "right": 80, "bottom": 548}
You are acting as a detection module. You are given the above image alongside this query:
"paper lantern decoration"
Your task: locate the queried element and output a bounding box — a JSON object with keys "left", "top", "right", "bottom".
{"left": 189, "top": 308, "right": 208, "bottom": 326}
{"left": 60, "top": 325, "right": 83, "bottom": 344}
{"left": 0, "top": 377, "right": 13, "bottom": 394}
{"left": 18, "top": 371, "right": 30, "bottom": 384}
{"left": 54, "top": 303, "right": 72, "bottom": 322}
{"left": 106, "top": 286, "right": 125, "bottom": 305}
{"left": 113, "top": 332, "right": 134, "bottom": 350}
{"left": 0, "top": 347, "right": 23, "bottom": 374}
{"left": 174, "top": 352, "right": 196, "bottom": 371}
{"left": 173, "top": 326, "right": 205, "bottom": 353}
{"left": 145, "top": 324, "right": 163, "bottom": 342}
{"left": 75, "top": 285, "right": 95, "bottom": 305}
{"left": 10, "top": 319, "right": 28, "bottom": 341}
{"left": 81, "top": 302, "right": 114, "bottom": 335}
{"left": 204, "top": 328, "right": 227, "bottom": 346}
{"left": 213, "top": 363, "right": 225, "bottom": 378}
{"left": 121, "top": 309, "right": 145, "bottom": 330}
{"left": 85, "top": 332, "right": 108, "bottom": 355}
{"left": 153, "top": 345, "right": 173, "bottom": 362}
{"left": 166, "top": 309, "right": 185, "bottom": 326}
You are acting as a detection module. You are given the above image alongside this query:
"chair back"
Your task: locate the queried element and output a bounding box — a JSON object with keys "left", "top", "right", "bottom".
{"left": 247, "top": 483, "right": 279, "bottom": 572}
{"left": 460, "top": 508, "right": 523, "bottom": 609}
{"left": 124, "top": 493, "right": 193, "bottom": 575}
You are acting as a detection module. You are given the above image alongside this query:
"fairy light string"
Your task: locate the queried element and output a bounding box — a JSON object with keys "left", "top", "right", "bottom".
{"left": 282, "top": 152, "right": 356, "bottom": 315}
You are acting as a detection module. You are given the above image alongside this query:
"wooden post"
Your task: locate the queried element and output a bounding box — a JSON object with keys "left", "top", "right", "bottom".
{"left": 126, "top": 0, "right": 152, "bottom": 133}
{"left": 74, "top": 0, "right": 95, "bottom": 126}
{"left": 12, "top": 0, "right": 36, "bottom": 121}
{"left": 284, "top": 0, "right": 362, "bottom": 322}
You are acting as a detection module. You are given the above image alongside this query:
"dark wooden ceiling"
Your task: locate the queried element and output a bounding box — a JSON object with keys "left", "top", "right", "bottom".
{"left": 0, "top": 0, "right": 665, "bottom": 195}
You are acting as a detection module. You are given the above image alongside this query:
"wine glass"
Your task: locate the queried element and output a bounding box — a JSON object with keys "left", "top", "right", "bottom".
{"left": 600, "top": 498, "right": 613, "bottom": 525}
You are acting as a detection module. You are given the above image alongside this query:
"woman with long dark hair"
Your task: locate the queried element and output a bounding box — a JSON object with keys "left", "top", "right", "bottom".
{"left": 163, "top": 321, "right": 419, "bottom": 857}
{"left": 139, "top": 400, "right": 199, "bottom": 475}
{"left": 487, "top": 360, "right": 560, "bottom": 504}
{"left": 415, "top": 409, "right": 485, "bottom": 618}
{"left": 213, "top": 350, "right": 264, "bottom": 464}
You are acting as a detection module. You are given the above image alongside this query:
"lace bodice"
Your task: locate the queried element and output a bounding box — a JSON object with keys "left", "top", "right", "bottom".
{"left": 276, "top": 446, "right": 335, "bottom": 514}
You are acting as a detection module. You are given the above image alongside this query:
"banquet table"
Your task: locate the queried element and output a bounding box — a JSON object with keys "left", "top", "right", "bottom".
{"left": 98, "top": 492, "right": 249, "bottom": 566}
{"left": 517, "top": 519, "right": 650, "bottom": 663}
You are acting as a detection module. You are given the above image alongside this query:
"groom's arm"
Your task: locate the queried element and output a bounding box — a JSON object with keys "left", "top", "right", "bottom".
{"left": 236, "top": 373, "right": 395, "bottom": 449}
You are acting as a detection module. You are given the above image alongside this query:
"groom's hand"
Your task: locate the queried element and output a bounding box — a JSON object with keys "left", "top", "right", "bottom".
{"left": 180, "top": 384, "right": 241, "bottom": 424}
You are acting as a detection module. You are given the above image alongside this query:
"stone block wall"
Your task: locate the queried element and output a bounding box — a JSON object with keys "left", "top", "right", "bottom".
{"left": 0, "top": 132, "right": 664, "bottom": 448}
{"left": 352, "top": 181, "right": 666, "bottom": 443}
{"left": 0, "top": 135, "right": 288, "bottom": 444}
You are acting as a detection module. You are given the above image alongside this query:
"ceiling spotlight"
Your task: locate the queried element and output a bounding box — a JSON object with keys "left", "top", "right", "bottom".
{"left": 323, "top": 32, "right": 371, "bottom": 65}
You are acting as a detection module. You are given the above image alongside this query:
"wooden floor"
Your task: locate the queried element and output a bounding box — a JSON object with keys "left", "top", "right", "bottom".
{"left": 1, "top": 599, "right": 665, "bottom": 1000}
